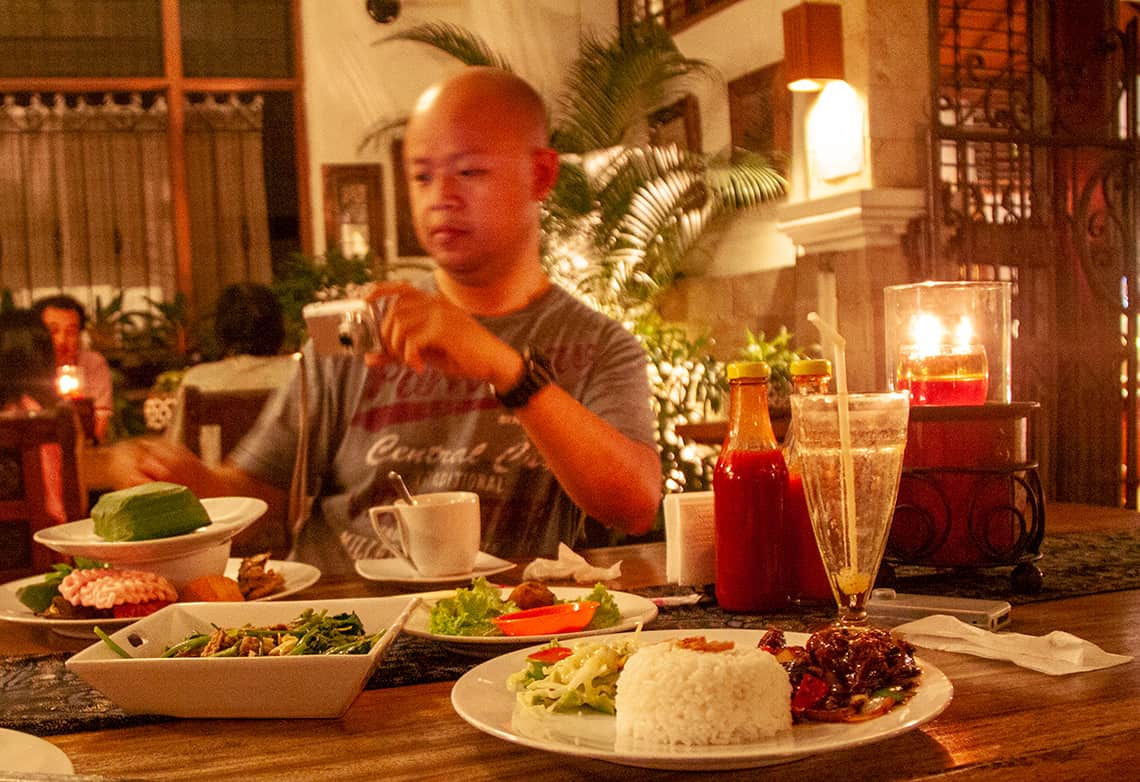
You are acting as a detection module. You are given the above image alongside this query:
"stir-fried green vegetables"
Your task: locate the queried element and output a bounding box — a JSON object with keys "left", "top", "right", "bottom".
{"left": 428, "top": 577, "right": 623, "bottom": 637}
{"left": 155, "top": 609, "right": 384, "bottom": 658}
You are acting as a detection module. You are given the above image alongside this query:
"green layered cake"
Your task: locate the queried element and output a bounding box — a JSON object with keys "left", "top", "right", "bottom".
{"left": 92, "top": 482, "right": 211, "bottom": 541}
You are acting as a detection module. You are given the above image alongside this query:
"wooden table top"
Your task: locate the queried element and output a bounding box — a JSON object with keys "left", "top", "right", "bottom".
{"left": 5, "top": 509, "right": 1140, "bottom": 781}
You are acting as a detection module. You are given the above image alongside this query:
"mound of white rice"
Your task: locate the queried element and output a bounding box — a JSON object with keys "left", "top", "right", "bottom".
{"left": 614, "top": 638, "right": 792, "bottom": 746}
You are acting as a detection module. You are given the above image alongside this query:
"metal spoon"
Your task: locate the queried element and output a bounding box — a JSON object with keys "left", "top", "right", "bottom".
{"left": 388, "top": 470, "right": 417, "bottom": 505}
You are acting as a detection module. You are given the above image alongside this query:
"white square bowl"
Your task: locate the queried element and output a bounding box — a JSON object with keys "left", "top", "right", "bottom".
{"left": 66, "top": 596, "right": 416, "bottom": 718}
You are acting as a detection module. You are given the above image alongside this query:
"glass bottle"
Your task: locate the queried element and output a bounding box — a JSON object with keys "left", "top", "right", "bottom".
{"left": 713, "top": 361, "right": 788, "bottom": 611}
{"left": 784, "top": 358, "right": 835, "bottom": 604}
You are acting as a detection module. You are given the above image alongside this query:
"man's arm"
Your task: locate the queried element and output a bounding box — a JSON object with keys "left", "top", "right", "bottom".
{"left": 370, "top": 283, "right": 662, "bottom": 535}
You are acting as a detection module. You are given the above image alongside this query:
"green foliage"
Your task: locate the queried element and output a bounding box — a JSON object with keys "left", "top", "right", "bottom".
{"left": 736, "top": 326, "right": 807, "bottom": 405}
{"left": 271, "top": 250, "right": 378, "bottom": 350}
{"left": 633, "top": 314, "right": 725, "bottom": 495}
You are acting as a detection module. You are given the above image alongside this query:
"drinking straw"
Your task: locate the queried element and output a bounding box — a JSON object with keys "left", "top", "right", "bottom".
{"left": 807, "top": 312, "right": 859, "bottom": 572}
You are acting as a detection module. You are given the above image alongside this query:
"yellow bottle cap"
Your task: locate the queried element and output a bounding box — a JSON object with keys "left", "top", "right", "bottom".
{"left": 790, "top": 358, "right": 831, "bottom": 376}
{"left": 727, "top": 361, "right": 771, "bottom": 380}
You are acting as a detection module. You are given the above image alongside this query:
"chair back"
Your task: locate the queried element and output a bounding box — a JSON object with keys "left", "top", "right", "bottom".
{"left": 0, "top": 404, "right": 86, "bottom": 579}
{"left": 179, "top": 386, "right": 274, "bottom": 466}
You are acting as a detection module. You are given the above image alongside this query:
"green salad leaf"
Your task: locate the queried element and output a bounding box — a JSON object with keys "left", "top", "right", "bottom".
{"left": 582, "top": 582, "right": 621, "bottom": 630}
{"left": 428, "top": 576, "right": 518, "bottom": 636}
{"left": 429, "top": 578, "right": 624, "bottom": 637}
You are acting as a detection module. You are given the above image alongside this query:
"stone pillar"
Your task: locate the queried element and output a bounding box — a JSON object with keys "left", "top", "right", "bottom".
{"left": 777, "top": 0, "right": 930, "bottom": 391}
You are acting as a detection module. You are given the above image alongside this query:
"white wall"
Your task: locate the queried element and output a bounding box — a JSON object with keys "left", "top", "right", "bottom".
{"left": 300, "top": 0, "right": 605, "bottom": 260}
{"left": 299, "top": 0, "right": 795, "bottom": 275}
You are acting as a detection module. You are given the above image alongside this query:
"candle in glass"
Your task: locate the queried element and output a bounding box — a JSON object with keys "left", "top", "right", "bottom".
{"left": 56, "top": 364, "right": 83, "bottom": 398}
{"left": 896, "top": 313, "right": 988, "bottom": 405}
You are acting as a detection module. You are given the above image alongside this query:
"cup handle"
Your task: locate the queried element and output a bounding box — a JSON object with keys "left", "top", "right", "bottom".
{"left": 368, "top": 505, "right": 415, "bottom": 568}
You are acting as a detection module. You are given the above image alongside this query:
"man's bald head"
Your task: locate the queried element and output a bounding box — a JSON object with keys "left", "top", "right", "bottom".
{"left": 408, "top": 67, "right": 550, "bottom": 150}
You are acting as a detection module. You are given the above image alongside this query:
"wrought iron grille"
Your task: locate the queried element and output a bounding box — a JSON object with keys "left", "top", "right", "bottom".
{"left": 925, "top": 0, "right": 1140, "bottom": 506}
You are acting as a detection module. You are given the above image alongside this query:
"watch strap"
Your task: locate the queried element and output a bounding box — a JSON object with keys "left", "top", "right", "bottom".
{"left": 494, "top": 346, "right": 554, "bottom": 409}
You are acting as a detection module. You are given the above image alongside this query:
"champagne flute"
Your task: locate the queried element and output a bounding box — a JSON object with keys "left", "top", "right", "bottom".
{"left": 790, "top": 392, "right": 909, "bottom": 626}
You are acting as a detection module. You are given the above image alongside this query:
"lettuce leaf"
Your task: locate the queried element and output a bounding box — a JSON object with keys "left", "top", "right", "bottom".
{"left": 581, "top": 583, "right": 621, "bottom": 630}
{"left": 428, "top": 576, "right": 518, "bottom": 636}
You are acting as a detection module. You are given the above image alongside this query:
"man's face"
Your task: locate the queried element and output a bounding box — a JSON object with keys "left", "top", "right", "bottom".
{"left": 404, "top": 107, "right": 541, "bottom": 285}
{"left": 41, "top": 306, "right": 81, "bottom": 365}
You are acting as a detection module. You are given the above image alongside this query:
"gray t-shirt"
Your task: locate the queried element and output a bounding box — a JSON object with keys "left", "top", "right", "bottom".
{"left": 230, "top": 283, "right": 657, "bottom": 574}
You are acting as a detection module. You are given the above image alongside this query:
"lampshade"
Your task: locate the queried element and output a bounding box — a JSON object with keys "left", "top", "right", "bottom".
{"left": 782, "top": 2, "right": 845, "bottom": 92}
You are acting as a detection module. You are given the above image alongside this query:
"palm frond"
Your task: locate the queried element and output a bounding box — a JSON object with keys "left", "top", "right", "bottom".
{"left": 374, "top": 22, "right": 514, "bottom": 70}
{"left": 553, "top": 23, "right": 714, "bottom": 153}
{"left": 706, "top": 152, "right": 787, "bottom": 209}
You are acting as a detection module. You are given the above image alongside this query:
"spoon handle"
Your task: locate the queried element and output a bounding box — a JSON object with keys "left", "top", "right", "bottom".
{"left": 388, "top": 470, "right": 417, "bottom": 505}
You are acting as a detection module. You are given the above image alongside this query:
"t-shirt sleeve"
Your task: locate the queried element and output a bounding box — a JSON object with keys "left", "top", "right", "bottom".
{"left": 576, "top": 323, "right": 657, "bottom": 449}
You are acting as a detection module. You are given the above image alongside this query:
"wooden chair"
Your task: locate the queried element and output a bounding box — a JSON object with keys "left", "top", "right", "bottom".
{"left": 179, "top": 385, "right": 274, "bottom": 467}
{"left": 0, "top": 404, "right": 86, "bottom": 579}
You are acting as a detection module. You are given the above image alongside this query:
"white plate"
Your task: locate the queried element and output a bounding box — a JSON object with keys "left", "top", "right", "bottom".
{"left": 0, "top": 558, "right": 321, "bottom": 638}
{"left": 402, "top": 585, "right": 658, "bottom": 652}
{"left": 33, "top": 496, "right": 267, "bottom": 563}
{"left": 66, "top": 596, "right": 417, "bottom": 718}
{"left": 354, "top": 551, "right": 515, "bottom": 585}
{"left": 0, "top": 727, "right": 74, "bottom": 775}
{"left": 451, "top": 628, "right": 954, "bottom": 771}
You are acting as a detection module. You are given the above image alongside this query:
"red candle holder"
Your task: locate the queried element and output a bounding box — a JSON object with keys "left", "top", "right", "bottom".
{"left": 883, "top": 402, "right": 1045, "bottom": 593}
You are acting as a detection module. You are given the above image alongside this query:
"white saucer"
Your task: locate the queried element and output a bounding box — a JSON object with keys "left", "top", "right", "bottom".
{"left": 355, "top": 551, "right": 515, "bottom": 585}
{"left": 0, "top": 727, "right": 74, "bottom": 775}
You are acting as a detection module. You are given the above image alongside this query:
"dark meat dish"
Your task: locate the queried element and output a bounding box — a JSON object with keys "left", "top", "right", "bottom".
{"left": 760, "top": 626, "right": 922, "bottom": 723}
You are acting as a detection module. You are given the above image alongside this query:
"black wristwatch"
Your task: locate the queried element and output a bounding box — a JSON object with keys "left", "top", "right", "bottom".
{"left": 494, "top": 346, "right": 555, "bottom": 409}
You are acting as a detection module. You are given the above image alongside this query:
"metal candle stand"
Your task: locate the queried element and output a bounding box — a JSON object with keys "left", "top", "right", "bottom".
{"left": 882, "top": 402, "right": 1045, "bottom": 594}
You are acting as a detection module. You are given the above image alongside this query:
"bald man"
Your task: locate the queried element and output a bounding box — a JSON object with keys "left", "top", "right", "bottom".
{"left": 112, "top": 68, "right": 661, "bottom": 572}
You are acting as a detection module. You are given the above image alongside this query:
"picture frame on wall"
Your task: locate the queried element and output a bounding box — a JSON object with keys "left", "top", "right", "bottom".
{"left": 321, "top": 164, "right": 384, "bottom": 259}
{"left": 648, "top": 94, "right": 702, "bottom": 151}
{"left": 390, "top": 137, "right": 427, "bottom": 257}
{"left": 728, "top": 63, "right": 791, "bottom": 171}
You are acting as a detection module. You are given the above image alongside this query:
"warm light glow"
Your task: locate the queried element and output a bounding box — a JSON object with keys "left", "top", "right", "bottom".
{"left": 910, "top": 313, "right": 946, "bottom": 357}
{"left": 56, "top": 364, "right": 82, "bottom": 397}
{"left": 806, "top": 81, "right": 864, "bottom": 181}
{"left": 788, "top": 78, "right": 823, "bottom": 93}
{"left": 953, "top": 316, "right": 975, "bottom": 350}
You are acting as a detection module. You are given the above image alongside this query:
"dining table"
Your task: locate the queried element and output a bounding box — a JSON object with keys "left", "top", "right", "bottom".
{"left": 2, "top": 502, "right": 1139, "bottom": 781}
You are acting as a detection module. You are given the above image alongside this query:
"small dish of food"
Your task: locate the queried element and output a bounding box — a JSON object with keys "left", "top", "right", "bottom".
{"left": 66, "top": 596, "right": 418, "bottom": 718}
{"left": 34, "top": 487, "right": 267, "bottom": 588}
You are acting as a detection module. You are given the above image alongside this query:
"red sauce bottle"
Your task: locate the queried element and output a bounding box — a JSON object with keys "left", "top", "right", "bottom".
{"left": 713, "top": 361, "right": 788, "bottom": 611}
{"left": 784, "top": 359, "right": 836, "bottom": 605}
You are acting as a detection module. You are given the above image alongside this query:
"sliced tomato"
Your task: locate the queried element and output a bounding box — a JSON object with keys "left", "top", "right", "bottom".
{"left": 791, "top": 672, "right": 830, "bottom": 712}
{"left": 526, "top": 645, "right": 574, "bottom": 664}
{"left": 112, "top": 600, "right": 173, "bottom": 619}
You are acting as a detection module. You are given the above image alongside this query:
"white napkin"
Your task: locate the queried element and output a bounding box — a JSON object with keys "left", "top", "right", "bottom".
{"left": 522, "top": 543, "right": 621, "bottom": 583}
{"left": 663, "top": 491, "right": 716, "bottom": 586}
{"left": 895, "top": 614, "right": 1133, "bottom": 675}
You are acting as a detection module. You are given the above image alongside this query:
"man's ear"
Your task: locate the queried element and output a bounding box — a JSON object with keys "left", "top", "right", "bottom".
{"left": 531, "top": 147, "right": 561, "bottom": 200}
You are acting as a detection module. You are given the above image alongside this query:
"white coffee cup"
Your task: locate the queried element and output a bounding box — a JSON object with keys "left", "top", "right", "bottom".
{"left": 368, "top": 491, "right": 481, "bottom": 577}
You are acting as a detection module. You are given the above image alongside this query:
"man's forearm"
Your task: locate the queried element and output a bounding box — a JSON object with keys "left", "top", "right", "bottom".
{"left": 514, "top": 385, "right": 661, "bottom": 535}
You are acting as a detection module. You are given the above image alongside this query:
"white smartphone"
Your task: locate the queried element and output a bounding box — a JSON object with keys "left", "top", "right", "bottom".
{"left": 868, "top": 588, "right": 1012, "bottom": 631}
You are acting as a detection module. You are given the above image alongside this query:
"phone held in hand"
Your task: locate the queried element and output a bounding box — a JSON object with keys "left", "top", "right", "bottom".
{"left": 302, "top": 299, "right": 384, "bottom": 356}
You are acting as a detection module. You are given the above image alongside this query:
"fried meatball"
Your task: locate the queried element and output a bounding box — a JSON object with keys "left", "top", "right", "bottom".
{"left": 508, "top": 580, "right": 556, "bottom": 610}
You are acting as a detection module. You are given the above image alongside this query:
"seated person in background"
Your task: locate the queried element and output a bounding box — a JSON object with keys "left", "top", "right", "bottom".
{"left": 0, "top": 309, "right": 68, "bottom": 524}
{"left": 166, "top": 282, "right": 297, "bottom": 456}
{"left": 32, "top": 294, "right": 113, "bottom": 443}
{"left": 103, "top": 67, "right": 662, "bottom": 574}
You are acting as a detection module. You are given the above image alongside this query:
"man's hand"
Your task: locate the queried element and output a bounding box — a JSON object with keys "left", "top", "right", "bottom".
{"left": 365, "top": 282, "right": 523, "bottom": 389}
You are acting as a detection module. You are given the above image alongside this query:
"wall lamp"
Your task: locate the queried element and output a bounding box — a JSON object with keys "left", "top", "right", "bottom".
{"left": 782, "top": 2, "right": 845, "bottom": 93}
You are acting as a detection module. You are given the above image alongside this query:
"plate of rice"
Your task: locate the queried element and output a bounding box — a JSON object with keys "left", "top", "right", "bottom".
{"left": 450, "top": 628, "right": 953, "bottom": 771}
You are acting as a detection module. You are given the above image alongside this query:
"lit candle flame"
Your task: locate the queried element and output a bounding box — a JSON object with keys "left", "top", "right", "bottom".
{"left": 953, "top": 315, "right": 975, "bottom": 350}
{"left": 56, "top": 365, "right": 82, "bottom": 397}
{"left": 909, "top": 313, "right": 977, "bottom": 356}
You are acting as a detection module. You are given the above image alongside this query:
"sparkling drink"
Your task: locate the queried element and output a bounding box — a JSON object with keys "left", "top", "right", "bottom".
{"left": 791, "top": 393, "right": 909, "bottom": 625}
